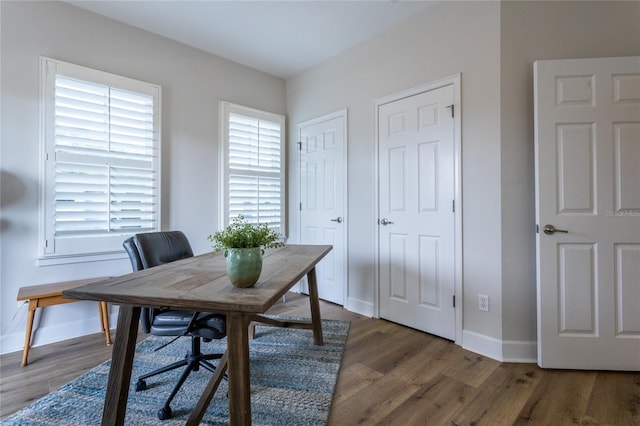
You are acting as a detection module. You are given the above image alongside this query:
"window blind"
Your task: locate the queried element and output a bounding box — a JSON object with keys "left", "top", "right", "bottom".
{"left": 53, "top": 75, "right": 157, "bottom": 237}
{"left": 40, "top": 58, "right": 160, "bottom": 259}
{"left": 226, "top": 111, "right": 284, "bottom": 231}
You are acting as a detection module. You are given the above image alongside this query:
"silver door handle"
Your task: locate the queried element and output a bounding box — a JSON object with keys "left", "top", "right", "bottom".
{"left": 379, "top": 218, "right": 394, "bottom": 226}
{"left": 330, "top": 217, "right": 343, "bottom": 223}
{"left": 543, "top": 224, "right": 568, "bottom": 235}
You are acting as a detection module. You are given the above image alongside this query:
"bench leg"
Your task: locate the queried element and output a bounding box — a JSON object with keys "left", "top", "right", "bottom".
{"left": 21, "top": 300, "right": 38, "bottom": 367}
{"left": 99, "top": 302, "right": 112, "bottom": 345}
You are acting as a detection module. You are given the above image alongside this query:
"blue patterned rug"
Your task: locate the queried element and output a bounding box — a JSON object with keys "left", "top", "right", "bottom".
{"left": 2, "top": 318, "right": 349, "bottom": 425}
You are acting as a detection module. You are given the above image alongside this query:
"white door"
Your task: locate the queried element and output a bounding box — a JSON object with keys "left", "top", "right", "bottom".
{"left": 299, "top": 111, "right": 347, "bottom": 305}
{"left": 535, "top": 56, "right": 640, "bottom": 370}
{"left": 378, "top": 85, "right": 456, "bottom": 340}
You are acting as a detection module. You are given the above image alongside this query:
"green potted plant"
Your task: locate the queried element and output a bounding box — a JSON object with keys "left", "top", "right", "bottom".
{"left": 208, "top": 215, "right": 284, "bottom": 288}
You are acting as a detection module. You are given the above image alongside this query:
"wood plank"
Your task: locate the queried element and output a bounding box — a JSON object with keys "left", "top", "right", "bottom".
{"left": 446, "top": 363, "right": 542, "bottom": 425}
{"left": 344, "top": 323, "right": 436, "bottom": 376}
{"left": 514, "top": 369, "right": 596, "bottom": 424}
{"left": 441, "top": 350, "right": 501, "bottom": 388}
{"left": 377, "top": 374, "right": 475, "bottom": 425}
{"left": 331, "top": 362, "right": 383, "bottom": 404}
{"left": 17, "top": 277, "right": 109, "bottom": 301}
{"left": 379, "top": 335, "right": 454, "bottom": 386}
{"left": 330, "top": 371, "right": 423, "bottom": 424}
{"left": 583, "top": 371, "right": 640, "bottom": 425}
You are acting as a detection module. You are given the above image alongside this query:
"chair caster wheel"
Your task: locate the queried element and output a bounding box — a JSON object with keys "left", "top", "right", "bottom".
{"left": 158, "top": 406, "right": 172, "bottom": 420}
{"left": 135, "top": 380, "right": 147, "bottom": 392}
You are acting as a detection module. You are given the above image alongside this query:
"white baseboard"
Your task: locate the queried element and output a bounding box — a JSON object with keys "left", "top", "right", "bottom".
{"left": 0, "top": 308, "right": 119, "bottom": 356}
{"left": 345, "top": 297, "right": 373, "bottom": 317}
{"left": 502, "top": 339, "right": 537, "bottom": 363}
{"left": 462, "top": 329, "right": 504, "bottom": 362}
{"left": 462, "top": 329, "right": 537, "bottom": 363}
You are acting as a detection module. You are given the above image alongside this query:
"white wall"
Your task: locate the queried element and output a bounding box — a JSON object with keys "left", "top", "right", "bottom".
{"left": 499, "top": 0, "right": 640, "bottom": 359}
{"left": 0, "top": 1, "right": 285, "bottom": 354}
{"left": 286, "top": 1, "right": 503, "bottom": 344}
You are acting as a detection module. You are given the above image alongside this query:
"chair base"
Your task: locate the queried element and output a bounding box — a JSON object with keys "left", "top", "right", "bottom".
{"left": 135, "top": 336, "right": 224, "bottom": 420}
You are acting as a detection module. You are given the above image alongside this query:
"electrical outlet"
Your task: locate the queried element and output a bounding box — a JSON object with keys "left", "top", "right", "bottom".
{"left": 478, "top": 294, "right": 489, "bottom": 312}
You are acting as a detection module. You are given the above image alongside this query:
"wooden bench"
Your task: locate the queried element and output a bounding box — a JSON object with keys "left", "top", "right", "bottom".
{"left": 17, "top": 278, "right": 112, "bottom": 366}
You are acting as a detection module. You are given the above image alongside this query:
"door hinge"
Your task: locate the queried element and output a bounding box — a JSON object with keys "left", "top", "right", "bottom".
{"left": 299, "top": 202, "right": 302, "bottom": 211}
{"left": 297, "top": 141, "right": 302, "bottom": 151}
{"left": 446, "top": 104, "right": 454, "bottom": 118}
{"left": 452, "top": 199, "right": 455, "bottom": 213}
{"left": 45, "top": 239, "right": 48, "bottom": 248}
{"left": 453, "top": 295, "right": 456, "bottom": 308}
{"left": 535, "top": 224, "right": 539, "bottom": 233}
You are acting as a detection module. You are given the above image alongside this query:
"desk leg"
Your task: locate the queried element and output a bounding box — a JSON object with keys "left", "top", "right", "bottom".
{"left": 306, "top": 266, "right": 324, "bottom": 346}
{"left": 227, "top": 312, "right": 252, "bottom": 426}
{"left": 20, "top": 300, "right": 38, "bottom": 367}
{"left": 101, "top": 305, "right": 140, "bottom": 426}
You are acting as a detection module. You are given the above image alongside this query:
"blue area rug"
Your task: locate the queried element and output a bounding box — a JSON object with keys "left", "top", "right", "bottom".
{"left": 2, "top": 318, "right": 349, "bottom": 425}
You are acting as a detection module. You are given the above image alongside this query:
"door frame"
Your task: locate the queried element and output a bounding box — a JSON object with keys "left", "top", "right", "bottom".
{"left": 297, "top": 109, "right": 349, "bottom": 304}
{"left": 373, "top": 74, "right": 463, "bottom": 345}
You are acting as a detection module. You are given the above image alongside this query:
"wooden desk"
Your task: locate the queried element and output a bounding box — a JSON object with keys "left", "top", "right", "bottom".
{"left": 64, "top": 244, "right": 332, "bottom": 426}
{"left": 17, "top": 278, "right": 112, "bottom": 367}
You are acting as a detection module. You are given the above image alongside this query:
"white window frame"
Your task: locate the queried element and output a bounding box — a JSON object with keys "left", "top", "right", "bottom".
{"left": 220, "top": 101, "right": 286, "bottom": 235}
{"left": 39, "top": 57, "right": 161, "bottom": 262}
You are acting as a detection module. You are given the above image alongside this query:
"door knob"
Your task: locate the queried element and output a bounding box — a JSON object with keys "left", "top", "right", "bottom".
{"left": 543, "top": 224, "right": 568, "bottom": 235}
{"left": 330, "top": 217, "right": 343, "bottom": 223}
{"left": 379, "top": 218, "right": 394, "bottom": 226}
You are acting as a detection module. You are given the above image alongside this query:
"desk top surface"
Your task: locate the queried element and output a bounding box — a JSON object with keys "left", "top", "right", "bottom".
{"left": 63, "top": 244, "right": 331, "bottom": 314}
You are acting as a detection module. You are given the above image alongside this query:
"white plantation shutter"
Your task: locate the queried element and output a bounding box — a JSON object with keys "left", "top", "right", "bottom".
{"left": 41, "top": 58, "right": 160, "bottom": 257}
{"left": 222, "top": 103, "right": 285, "bottom": 234}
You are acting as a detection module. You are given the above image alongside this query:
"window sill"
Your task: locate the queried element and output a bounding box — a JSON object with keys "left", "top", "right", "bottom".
{"left": 36, "top": 251, "right": 128, "bottom": 267}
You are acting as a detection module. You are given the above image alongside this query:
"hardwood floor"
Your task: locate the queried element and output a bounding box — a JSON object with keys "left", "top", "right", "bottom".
{"left": 1, "top": 293, "right": 638, "bottom": 424}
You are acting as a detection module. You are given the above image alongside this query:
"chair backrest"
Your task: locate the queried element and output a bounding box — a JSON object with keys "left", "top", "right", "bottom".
{"left": 122, "top": 231, "right": 194, "bottom": 332}
{"left": 123, "top": 237, "right": 144, "bottom": 272}
{"left": 132, "top": 231, "right": 194, "bottom": 269}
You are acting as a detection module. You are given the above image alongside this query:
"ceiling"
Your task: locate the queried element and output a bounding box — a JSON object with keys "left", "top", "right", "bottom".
{"left": 66, "top": 1, "right": 437, "bottom": 79}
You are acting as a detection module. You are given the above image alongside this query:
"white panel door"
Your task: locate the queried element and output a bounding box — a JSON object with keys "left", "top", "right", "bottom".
{"left": 299, "top": 111, "right": 347, "bottom": 305}
{"left": 535, "top": 56, "right": 640, "bottom": 370}
{"left": 378, "top": 85, "right": 456, "bottom": 340}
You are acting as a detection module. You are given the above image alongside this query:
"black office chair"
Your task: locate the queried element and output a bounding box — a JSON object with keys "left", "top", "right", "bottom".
{"left": 123, "top": 231, "right": 226, "bottom": 421}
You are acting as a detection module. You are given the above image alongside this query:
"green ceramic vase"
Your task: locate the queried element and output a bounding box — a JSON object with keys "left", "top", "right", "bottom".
{"left": 224, "top": 247, "right": 263, "bottom": 288}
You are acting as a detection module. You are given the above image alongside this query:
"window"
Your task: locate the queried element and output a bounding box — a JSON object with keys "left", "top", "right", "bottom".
{"left": 221, "top": 102, "right": 285, "bottom": 235}
{"left": 40, "top": 58, "right": 161, "bottom": 258}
